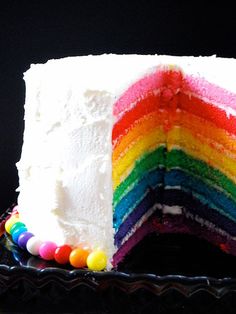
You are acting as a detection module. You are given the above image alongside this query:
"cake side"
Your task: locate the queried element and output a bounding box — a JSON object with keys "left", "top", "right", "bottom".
{"left": 16, "top": 60, "right": 116, "bottom": 268}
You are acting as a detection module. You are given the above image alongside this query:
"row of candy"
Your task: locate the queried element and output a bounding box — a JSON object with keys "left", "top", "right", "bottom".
{"left": 4, "top": 207, "right": 107, "bottom": 271}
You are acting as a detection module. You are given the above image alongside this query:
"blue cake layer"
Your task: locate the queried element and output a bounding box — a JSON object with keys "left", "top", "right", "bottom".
{"left": 114, "top": 167, "right": 236, "bottom": 248}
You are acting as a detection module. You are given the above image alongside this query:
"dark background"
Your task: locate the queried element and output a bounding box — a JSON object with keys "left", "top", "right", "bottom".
{"left": 0, "top": 0, "right": 236, "bottom": 212}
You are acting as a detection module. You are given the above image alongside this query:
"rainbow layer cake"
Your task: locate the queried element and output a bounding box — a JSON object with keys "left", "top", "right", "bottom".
{"left": 6, "top": 54, "right": 236, "bottom": 270}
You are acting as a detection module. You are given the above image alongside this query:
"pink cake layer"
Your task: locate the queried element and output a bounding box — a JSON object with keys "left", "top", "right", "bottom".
{"left": 114, "top": 69, "right": 236, "bottom": 120}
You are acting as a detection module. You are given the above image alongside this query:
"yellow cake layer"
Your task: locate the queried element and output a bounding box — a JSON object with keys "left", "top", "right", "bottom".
{"left": 112, "top": 126, "right": 236, "bottom": 190}
{"left": 113, "top": 128, "right": 166, "bottom": 188}
{"left": 113, "top": 110, "right": 236, "bottom": 164}
{"left": 113, "top": 112, "right": 162, "bottom": 162}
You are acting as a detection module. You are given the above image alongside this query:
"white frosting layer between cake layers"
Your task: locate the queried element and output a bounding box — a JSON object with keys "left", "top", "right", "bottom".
{"left": 16, "top": 54, "right": 236, "bottom": 267}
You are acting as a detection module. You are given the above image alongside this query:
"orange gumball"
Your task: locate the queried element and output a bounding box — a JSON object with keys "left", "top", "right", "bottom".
{"left": 69, "top": 248, "right": 90, "bottom": 268}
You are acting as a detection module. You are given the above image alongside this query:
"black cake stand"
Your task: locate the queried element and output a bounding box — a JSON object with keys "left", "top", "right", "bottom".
{"left": 1, "top": 207, "right": 236, "bottom": 313}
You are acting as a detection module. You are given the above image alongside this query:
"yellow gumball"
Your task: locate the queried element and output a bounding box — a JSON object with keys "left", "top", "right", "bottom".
{"left": 86, "top": 250, "right": 107, "bottom": 271}
{"left": 5, "top": 216, "right": 20, "bottom": 234}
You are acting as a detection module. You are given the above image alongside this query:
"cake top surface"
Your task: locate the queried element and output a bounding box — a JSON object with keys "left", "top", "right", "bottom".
{"left": 24, "top": 54, "right": 236, "bottom": 97}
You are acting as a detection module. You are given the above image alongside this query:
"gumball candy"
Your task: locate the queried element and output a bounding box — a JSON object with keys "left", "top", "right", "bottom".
{"left": 12, "top": 226, "right": 27, "bottom": 243}
{"left": 54, "top": 245, "right": 72, "bottom": 264}
{"left": 86, "top": 250, "right": 107, "bottom": 271}
{"left": 69, "top": 248, "right": 90, "bottom": 268}
{"left": 39, "top": 241, "right": 57, "bottom": 260}
{"left": 5, "top": 216, "right": 20, "bottom": 234}
{"left": 10, "top": 222, "right": 26, "bottom": 235}
{"left": 18, "top": 232, "right": 34, "bottom": 249}
{"left": 26, "top": 236, "right": 43, "bottom": 256}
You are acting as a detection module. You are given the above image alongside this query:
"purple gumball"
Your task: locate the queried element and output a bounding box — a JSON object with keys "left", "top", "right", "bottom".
{"left": 18, "top": 231, "right": 34, "bottom": 249}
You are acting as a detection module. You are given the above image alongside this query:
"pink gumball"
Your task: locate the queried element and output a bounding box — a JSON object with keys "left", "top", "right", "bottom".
{"left": 39, "top": 241, "right": 57, "bottom": 260}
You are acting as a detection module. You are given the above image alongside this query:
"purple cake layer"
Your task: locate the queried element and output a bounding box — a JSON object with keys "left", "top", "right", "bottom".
{"left": 112, "top": 213, "right": 236, "bottom": 267}
{"left": 115, "top": 189, "right": 236, "bottom": 249}
{"left": 114, "top": 186, "right": 162, "bottom": 247}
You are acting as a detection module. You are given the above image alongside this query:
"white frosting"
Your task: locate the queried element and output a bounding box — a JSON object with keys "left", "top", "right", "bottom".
{"left": 17, "top": 73, "right": 115, "bottom": 266}
{"left": 16, "top": 54, "right": 236, "bottom": 267}
{"left": 162, "top": 205, "right": 183, "bottom": 215}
